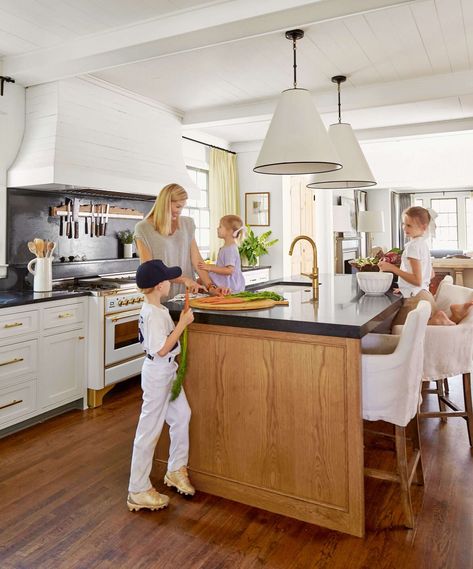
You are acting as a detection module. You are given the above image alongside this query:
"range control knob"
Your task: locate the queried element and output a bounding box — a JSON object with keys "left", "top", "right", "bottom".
{"left": 118, "top": 300, "right": 123, "bottom": 306}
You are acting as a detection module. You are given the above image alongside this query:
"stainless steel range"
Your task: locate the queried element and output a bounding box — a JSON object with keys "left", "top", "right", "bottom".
{"left": 56, "top": 273, "right": 145, "bottom": 407}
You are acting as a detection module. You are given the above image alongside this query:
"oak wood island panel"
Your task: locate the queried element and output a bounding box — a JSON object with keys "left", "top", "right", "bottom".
{"left": 157, "top": 276, "right": 402, "bottom": 537}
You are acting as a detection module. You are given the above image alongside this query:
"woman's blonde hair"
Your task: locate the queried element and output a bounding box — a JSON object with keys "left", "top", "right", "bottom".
{"left": 403, "top": 206, "right": 431, "bottom": 227}
{"left": 221, "top": 214, "right": 245, "bottom": 243}
{"left": 147, "top": 183, "right": 188, "bottom": 235}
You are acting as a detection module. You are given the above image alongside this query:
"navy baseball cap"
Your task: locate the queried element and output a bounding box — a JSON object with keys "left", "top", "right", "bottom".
{"left": 136, "top": 260, "right": 182, "bottom": 288}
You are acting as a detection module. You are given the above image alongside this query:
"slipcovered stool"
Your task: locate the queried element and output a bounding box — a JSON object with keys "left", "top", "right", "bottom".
{"left": 394, "top": 276, "right": 473, "bottom": 446}
{"left": 362, "top": 301, "right": 431, "bottom": 528}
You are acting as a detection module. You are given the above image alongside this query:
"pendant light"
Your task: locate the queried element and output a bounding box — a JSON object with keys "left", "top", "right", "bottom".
{"left": 307, "top": 76, "right": 376, "bottom": 189}
{"left": 254, "top": 30, "right": 342, "bottom": 175}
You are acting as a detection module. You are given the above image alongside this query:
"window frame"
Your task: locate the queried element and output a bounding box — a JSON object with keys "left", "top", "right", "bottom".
{"left": 184, "top": 166, "right": 210, "bottom": 259}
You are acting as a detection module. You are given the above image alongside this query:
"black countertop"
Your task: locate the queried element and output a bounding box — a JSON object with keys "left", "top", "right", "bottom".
{"left": 166, "top": 274, "right": 402, "bottom": 339}
{"left": 0, "top": 290, "right": 90, "bottom": 309}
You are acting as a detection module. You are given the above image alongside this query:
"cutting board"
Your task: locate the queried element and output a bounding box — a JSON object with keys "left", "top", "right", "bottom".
{"left": 189, "top": 298, "right": 289, "bottom": 311}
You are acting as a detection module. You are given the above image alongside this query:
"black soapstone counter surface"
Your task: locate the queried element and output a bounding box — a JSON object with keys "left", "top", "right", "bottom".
{"left": 165, "top": 274, "right": 402, "bottom": 339}
{"left": 0, "top": 290, "right": 90, "bottom": 309}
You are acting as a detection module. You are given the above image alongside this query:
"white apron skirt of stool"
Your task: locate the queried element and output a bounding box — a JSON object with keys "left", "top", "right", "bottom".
{"left": 128, "top": 358, "right": 191, "bottom": 493}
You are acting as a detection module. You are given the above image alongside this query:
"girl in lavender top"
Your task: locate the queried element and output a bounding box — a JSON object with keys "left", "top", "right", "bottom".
{"left": 197, "top": 215, "right": 246, "bottom": 293}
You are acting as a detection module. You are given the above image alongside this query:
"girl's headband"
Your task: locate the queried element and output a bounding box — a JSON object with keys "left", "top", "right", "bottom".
{"left": 232, "top": 226, "right": 246, "bottom": 238}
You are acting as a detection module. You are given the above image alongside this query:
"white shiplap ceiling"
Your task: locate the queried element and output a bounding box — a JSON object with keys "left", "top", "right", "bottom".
{"left": 2, "top": 0, "right": 473, "bottom": 144}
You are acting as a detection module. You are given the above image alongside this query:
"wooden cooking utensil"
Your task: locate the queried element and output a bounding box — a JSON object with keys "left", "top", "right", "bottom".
{"left": 34, "top": 238, "right": 44, "bottom": 258}
{"left": 46, "top": 241, "right": 56, "bottom": 258}
{"left": 27, "top": 241, "right": 37, "bottom": 256}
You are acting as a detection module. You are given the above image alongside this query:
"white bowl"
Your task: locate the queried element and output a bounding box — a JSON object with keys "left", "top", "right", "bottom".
{"left": 356, "top": 271, "right": 393, "bottom": 295}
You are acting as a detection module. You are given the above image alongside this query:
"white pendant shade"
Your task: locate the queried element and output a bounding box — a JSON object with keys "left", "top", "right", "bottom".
{"left": 254, "top": 89, "right": 342, "bottom": 175}
{"left": 307, "top": 123, "right": 376, "bottom": 189}
{"left": 358, "top": 210, "right": 385, "bottom": 233}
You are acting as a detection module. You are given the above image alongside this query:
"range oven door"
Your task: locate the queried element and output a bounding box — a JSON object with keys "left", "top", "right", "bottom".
{"left": 104, "top": 309, "right": 143, "bottom": 366}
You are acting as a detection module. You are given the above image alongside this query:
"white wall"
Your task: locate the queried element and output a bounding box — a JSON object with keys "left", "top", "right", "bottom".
{"left": 0, "top": 74, "right": 25, "bottom": 278}
{"left": 361, "top": 131, "right": 473, "bottom": 190}
{"left": 232, "top": 141, "right": 285, "bottom": 278}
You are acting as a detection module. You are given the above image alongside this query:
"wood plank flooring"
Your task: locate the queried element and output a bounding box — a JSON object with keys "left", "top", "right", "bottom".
{"left": 0, "top": 377, "right": 472, "bottom": 569}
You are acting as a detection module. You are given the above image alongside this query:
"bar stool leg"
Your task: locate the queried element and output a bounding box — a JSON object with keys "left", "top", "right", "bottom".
{"left": 462, "top": 372, "right": 473, "bottom": 447}
{"left": 409, "top": 416, "right": 424, "bottom": 485}
{"left": 395, "top": 425, "right": 415, "bottom": 529}
{"left": 436, "top": 379, "right": 448, "bottom": 422}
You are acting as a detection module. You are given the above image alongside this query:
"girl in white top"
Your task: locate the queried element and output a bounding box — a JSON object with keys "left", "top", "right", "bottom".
{"left": 379, "top": 206, "right": 455, "bottom": 326}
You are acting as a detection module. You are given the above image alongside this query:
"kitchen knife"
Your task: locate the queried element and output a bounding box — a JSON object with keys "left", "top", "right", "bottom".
{"left": 72, "top": 198, "right": 80, "bottom": 239}
{"left": 103, "top": 204, "right": 110, "bottom": 236}
{"left": 99, "top": 204, "right": 104, "bottom": 236}
{"left": 59, "top": 204, "right": 65, "bottom": 237}
{"left": 65, "top": 198, "right": 72, "bottom": 239}
{"left": 90, "top": 203, "right": 95, "bottom": 237}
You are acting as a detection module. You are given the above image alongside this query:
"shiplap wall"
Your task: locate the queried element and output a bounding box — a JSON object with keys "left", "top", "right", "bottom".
{"left": 8, "top": 77, "right": 199, "bottom": 198}
{"left": 0, "top": 80, "right": 25, "bottom": 278}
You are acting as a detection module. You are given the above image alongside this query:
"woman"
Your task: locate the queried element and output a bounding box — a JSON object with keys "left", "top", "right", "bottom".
{"left": 134, "top": 183, "right": 225, "bottom": 299}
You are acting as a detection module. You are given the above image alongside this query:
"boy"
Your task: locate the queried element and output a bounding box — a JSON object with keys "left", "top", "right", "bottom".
{"left": 127, "top": 259, "right": 195, "bottom": 512}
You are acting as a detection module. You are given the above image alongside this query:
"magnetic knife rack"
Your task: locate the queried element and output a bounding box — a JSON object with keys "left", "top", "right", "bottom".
{"left": 49, "top": 204, "right": 144, "bottom": 220}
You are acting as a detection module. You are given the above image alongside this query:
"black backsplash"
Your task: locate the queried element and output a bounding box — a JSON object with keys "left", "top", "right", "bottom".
{"left": 4, "top": 188, "right": 155, "bottom": 288}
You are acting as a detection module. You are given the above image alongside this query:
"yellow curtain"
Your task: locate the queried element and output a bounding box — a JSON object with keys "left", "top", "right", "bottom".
{"left": 208, "top": 148, "right": 240, "bottom": 260}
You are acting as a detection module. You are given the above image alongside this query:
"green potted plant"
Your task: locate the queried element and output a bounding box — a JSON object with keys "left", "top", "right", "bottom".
{"left": 239, "top": 225, "right": 278, "bottom": 267}
{"left": 117, "top": 229, "right": 134, "bottom": 258}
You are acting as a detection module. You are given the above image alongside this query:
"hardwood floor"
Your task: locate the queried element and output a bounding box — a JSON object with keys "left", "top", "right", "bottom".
{"left": 0, "top": 377, "right": 472, "bottom": 569}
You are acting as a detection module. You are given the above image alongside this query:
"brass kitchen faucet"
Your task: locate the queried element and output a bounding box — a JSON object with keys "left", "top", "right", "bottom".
{"left": 288, "top": 235, "right": 319, "bottom": 302}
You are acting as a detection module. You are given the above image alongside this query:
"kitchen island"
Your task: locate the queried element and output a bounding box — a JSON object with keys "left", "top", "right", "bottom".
{"left": 159, "top": 275, "right": 402, "bottom": 537}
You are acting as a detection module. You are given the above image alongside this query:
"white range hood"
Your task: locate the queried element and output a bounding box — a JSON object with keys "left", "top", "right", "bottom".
{"left": 7, "top": 77, "right": 199, "bottom": 199}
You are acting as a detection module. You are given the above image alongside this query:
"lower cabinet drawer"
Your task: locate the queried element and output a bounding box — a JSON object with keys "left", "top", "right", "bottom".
{"left": 244, "top": 269, "right": 270, "bottom": 286}
{"left": 0, "top": 309, "right": 39, "bottom": 341}
{"left": 43, "top": 303, "right": 84, "bottom": 331}
{"left": 0, "top": 339, "right": 38, "bottom": 388}
{"left": 0, "top": 381, "right": 37, "bottom": 427}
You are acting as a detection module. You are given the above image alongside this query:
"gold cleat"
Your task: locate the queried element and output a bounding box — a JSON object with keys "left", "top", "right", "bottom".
{"left": 127, "top": 487, "right": 170, "bottom": 512}
{"left": 164, "top": 466, "right": 195, "bottom": 496}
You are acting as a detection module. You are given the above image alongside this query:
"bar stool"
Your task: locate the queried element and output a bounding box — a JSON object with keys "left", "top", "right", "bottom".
{"left": 362, "top": 301, "right": 431, "bottom": 528}
{"left": 394, "top": 276, "right": 473, "bottom": 446}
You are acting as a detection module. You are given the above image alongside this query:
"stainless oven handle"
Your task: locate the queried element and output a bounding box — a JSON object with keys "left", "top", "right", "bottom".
{"left": 107, "top": 310, "right": 141, "bottom": 323}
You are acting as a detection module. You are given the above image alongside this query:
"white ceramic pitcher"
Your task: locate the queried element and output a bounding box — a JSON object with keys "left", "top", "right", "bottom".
{"left": 27, "top": 257, "right": 53, "bottom": 292}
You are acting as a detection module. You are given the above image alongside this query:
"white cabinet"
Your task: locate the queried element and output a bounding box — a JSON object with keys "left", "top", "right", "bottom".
{"left": 0, "top": 298, "right": 87, "bottom": 432}
{"left": 243, "top": 268, "right": 271, "bottom": 286}
{"left": 40, "top": 329, "right": 86, "bottom": 409}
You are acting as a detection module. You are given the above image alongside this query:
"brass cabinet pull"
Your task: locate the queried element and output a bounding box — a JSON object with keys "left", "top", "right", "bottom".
{"left": 0, "top": 357, "right": 24, "bottom": 368}
{"left": 78, "top": 336, "right": 85, "bottom": 340}
{"left": 58, "top": 312, "right": 73, "bottom": 319}
{"left": 4, "top": 322, "right": 23, "bottom": 329}
{"left": 0, "top": 399, "right": 23, "bottom": 411}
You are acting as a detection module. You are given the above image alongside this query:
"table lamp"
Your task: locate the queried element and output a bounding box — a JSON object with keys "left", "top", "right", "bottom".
{"left": 357, "top": 210, "right": 385, "bottom": 256}
{"left": 333, "top": 205, "right": 352, "bottom": 273}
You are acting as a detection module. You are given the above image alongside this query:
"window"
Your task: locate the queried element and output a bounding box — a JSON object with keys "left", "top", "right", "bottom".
{"left": 467, "top": 197, "right": 473, "bottom": 251}
{"left": 184, "top": 167, "right": 210, "bottom": 259}
{"left": 411, "top": 191, "right": 471, "bottom": 251}
{"left": 430, "top": 198, "right": 458, "bottom": 249}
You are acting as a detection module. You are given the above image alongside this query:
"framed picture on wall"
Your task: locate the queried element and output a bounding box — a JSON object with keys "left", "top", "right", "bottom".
{"left": 245, "top": 192, "right": 270, "bottom": 226}
{"left": 339, "top": 196, "right": 357, "bottom": 238}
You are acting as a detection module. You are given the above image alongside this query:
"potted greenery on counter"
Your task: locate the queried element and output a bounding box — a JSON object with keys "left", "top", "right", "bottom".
{"left": 239, "top": 225, "right": 278, "bottom": 267}
{"left": 117, "top": 229, "right": 134, "bottom": 258}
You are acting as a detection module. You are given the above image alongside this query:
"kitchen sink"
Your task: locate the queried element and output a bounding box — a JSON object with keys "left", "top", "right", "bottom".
{"left": 255, "top": 282, "right": 313, "bottom": 295}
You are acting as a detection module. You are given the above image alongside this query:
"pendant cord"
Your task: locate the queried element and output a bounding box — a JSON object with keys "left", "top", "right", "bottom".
{"left": 292, "top": 37, "right": 297, "bottom": 88}
{"left": 337, "top": 80, "right": 342, "bottom": 123}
